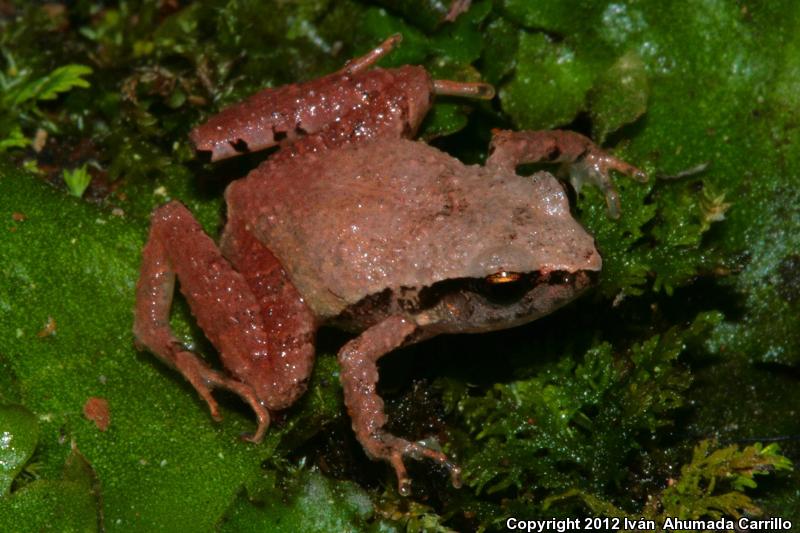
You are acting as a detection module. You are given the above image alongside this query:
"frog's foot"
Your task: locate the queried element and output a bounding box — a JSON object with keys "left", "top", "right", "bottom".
{"left": 172, "top": 348, "right": 271, "bottom": 442}
{"left": 340, "top": 34, "right": 403, "bottom": 75}
{"left": 486, "top": 129, "right": 646, "bottom": 218}
{"left": 370, "top": 432, "right": 462, "bottom": 496}
{"left": 565, "top": 148, "right": 647, "bottom": 218}
{"left": 337, "top": 316, "right": 461, "bottom": 495}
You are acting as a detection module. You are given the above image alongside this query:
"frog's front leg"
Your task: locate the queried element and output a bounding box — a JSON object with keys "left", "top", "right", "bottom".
{"left": 134, "top": 201, "right": 314, "bottom": 441}
{"left": 338, "top": 316, "right": 461, "bottom": 496}
{"left": 486, "top": 130, "right": 647, "bottom": 218}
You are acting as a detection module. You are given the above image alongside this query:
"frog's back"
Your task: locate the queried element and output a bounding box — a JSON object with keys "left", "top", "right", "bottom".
{"left": 225, "top": 138, "right": 599, "bottom": 318}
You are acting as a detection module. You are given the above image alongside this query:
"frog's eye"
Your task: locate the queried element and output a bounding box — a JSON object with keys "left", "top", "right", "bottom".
{"left": 485, "top": 271, "right": 522, "bottom": 284}
{"left": 478, "top": 271, "right": 531, "bottom": 304}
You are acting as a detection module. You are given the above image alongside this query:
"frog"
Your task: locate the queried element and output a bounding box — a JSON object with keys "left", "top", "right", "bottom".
{"left": 133, "top": 34, "right": 645, "bottom": 496}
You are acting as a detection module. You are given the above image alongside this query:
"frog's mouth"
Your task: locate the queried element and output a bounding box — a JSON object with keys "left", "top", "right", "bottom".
{"left": 332, "top": 269, "right": 597, "bottom": 335}
{"left": 415, "top": 269, "right": 598, "bottom": 334}
{"left": 476, "top": 270, "right": 579, "bottom": 305}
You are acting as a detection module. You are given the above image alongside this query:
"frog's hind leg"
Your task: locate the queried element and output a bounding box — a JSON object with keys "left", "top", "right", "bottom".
{"left": 191, "top": 32, "right": 495, "bottom": 162}
{"left": 339, "top": 34, "right": 403, "bottom": 75}
{"left": 486, "top": 129, "right": 646, "bottom": 218}
{"left": 190, "top": 34, "right": 405, "bottom": 162}
{"left": 337, "top": 316, "right": 462, "bottom": 496}
{"left": 219, "top": 217, "right": 316, "bottom": 412}
{"left": 134, "top": 201, "right": 308, "bottom": 442}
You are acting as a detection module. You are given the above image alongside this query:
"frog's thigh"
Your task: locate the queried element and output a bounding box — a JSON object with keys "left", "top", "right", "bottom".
{"left": 337, "top": 316, "right": 461, "bottom": 495}
{"left": 134, "top": 201, "right": 272, "bottom": 441}
{"left": 220, "top": 218, "right": 316, "bottom": 411}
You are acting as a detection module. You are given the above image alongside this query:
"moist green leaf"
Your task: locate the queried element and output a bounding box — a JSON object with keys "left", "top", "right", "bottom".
{"left": 479, "top": 17, "right": 519, "bottom": 86}
{"left": 500, "top": 32, "right": 594, "bottom": 129}
{"left": 0, "top": 445, "right": 104, "bottom": 531}
{"left": 578, "top": 174, "right": 729, "bottom": 298}
{"left": 218, "top": 469, "right": 374, "bottom": 532}
{"left": 0, "top": 480, "right": 98, "bottom": 533}
{"left": 0, "top": 354, "right": 21, "bottom": 405}
{"left": 428, "top": 0, "right": 491, "bottom": 65}
{"left": 0, "top": 167, "right": 275, "bottom": 530}
{"left": 359, "top": 7, "right": 430, "bottom": 67}
{"left": 421, "top": 61, "right": 486, "bottom": 139}
{"left": 418, "top": 102, "right": 468, "bottom": 140}
{"left": 499, "top": 0, "right": 605, "bottom": 34}
{"left": 0, "top": 445, "right": 101, "bottom": 533}
{"left": 578, "top": 179, "right": 655, "bottom": 297}
{"left": 0, "top": 405, "right": 39, "bottom": 496}
{"left": 371, "top": 0, "right": 458, "bottom": 32}
{"left": 589, "top": 51, "right": 648, "bottom": 142}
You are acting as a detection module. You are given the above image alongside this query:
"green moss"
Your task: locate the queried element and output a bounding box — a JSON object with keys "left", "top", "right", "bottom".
{"left": 445, "top": 312, "right": 718, "bottom": 500}
{"left": 547, "top": 440, "right": 793, "bottom": 528}
{"left": 0, "top": 169, "right": 342, "bottom": 530}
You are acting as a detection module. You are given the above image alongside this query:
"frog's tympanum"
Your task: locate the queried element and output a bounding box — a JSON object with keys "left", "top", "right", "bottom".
{"left": 134, "top": 35, "right": 645, "bottom": 495}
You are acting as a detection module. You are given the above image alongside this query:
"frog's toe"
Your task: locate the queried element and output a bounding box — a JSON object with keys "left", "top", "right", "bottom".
{"left": 592, "top": 152, "right": 647, "bottom": 182}
{"left": 172, "top": 349, "right": 223, "bottom": 420}
{"left": 237, "top": 402, "right": 270, "bottom": 443}
{"left": 404, "top": 440, "right": 462, "bottom": 489}
{"left": 388, "top": 450, "right": 413, "bottom": 496}
{"left": 378, "top": 434, "right": 461, "bottom": 495}
{"left": 202, "top": 371, "right": 271, "bottom": 443}
{"left": 567, "top": 150, "right": 646, "bottom": 218}
{"left": 172, "top": 349, "right": 271, "bottom": 441}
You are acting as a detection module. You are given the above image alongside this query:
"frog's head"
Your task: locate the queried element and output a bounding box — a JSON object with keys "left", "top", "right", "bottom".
{"left": 412, "top": 171, "right": 601, "bottom": 335}
{"left": 414, "top": 264, "right": 599, "bottom": 336}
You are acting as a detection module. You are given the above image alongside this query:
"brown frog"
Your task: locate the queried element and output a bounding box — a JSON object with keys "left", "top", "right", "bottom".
{"left": 133, "top": 35, "right": 645, "bottom": 495}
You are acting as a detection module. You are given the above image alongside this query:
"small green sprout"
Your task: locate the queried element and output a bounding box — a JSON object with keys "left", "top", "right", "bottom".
{"left": 62, "top": 165, "right": 92, "bottom": 198}
{"left": 700, "top": 185, "right": 732, "bottom": 231}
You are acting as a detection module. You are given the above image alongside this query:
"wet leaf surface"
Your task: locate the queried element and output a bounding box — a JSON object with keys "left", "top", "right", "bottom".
{"left": 0, "top": 405, "right": 39, "bottom": 497}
